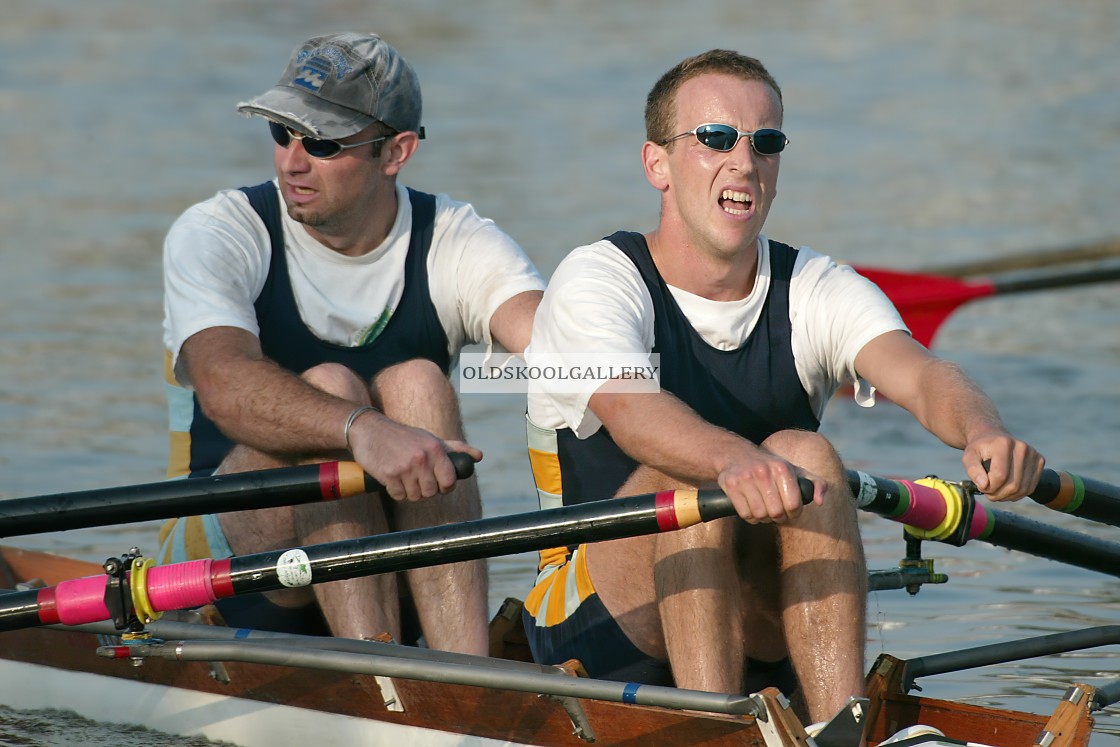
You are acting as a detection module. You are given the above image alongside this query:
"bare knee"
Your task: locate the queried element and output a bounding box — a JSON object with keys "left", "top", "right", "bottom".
{"left": 761, "top": 430, "right": 842, "bottom": 476}
{"left": 372, "top": 359, "right": 461, "bottom": 435}
{"left": 301, "top": 363, "right": 369, "bottom": 402}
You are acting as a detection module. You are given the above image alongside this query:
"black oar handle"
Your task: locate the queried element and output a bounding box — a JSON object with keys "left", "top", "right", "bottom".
{"left": 0, "top": 452, "right": 477, "bottom": 538}
{"left": 449, "top": 451, "right": 476, "bottom": 480}
{"left": 798, "top": 476, "right": 814, "bottom": 504}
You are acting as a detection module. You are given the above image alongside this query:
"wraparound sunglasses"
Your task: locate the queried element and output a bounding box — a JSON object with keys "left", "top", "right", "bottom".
{"left": 268, "top": 121, "right": 425, "bottom": 159}
{"left": 659, "top": 123, "right": 788, "bottom": 155}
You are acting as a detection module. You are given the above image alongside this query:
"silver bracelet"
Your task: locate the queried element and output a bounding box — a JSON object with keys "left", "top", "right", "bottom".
{"left": 343, "top": 406, "right": 377, "bottom": 453}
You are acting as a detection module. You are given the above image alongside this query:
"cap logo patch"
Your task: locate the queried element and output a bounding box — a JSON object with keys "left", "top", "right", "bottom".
{"left": 292, "top": 46, "right": 355, "bottom": 92}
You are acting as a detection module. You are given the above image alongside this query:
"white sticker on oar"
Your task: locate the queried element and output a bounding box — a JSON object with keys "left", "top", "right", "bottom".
{"left": 854, "top": 471, "right": 878, "bottom": 508}
{"left": 276, "top": 549, "right": 313, "bottom": 587}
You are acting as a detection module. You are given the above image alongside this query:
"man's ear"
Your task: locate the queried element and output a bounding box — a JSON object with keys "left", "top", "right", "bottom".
{"left": 642, "top": 140, "right": 670, "bottom": 192}
{"left": 380, "top": 131, "right": 420, "bottom": 176}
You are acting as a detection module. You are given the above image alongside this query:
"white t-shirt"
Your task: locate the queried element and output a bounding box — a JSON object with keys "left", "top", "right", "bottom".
{"left": 526, "top": 235, "right": 907, "bottom": 438}
{"left": 163, "top": 181, "right": 544, "bottom": 385}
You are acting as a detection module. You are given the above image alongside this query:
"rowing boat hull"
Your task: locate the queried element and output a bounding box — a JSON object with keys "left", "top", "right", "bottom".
{"left": 0, "top": 546, "right": 1096, "bottom": 747}
{"left": 0, "top": 546, "right": 773, "bottom": 746}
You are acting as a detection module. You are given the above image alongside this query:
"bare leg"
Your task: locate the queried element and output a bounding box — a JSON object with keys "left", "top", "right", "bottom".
{"left": 217, "top": 363, "right": 401, "bottom": 640}
{"left": 764, "top": 429, "right": 867, "bottom": 723}
{"left": 587, "top": 467, "right": 746, "bottom": 694}
{"left": 372, "top": 359, "right": 489, "bottom": 656}
{"left": 585, "top": 430, "right": 866, "bottom": 721}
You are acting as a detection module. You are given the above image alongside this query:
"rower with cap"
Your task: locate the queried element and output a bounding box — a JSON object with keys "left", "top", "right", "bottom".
{"left": 159, "top": 32, "right": 543, "bottom": 653}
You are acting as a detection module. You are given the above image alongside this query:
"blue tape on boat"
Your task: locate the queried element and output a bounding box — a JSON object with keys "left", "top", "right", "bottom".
{"left": 622, "top": 682, "right": 640, "bottom": 704}
{"left": 234, "top": 628, "right": 252, "bottom": 639}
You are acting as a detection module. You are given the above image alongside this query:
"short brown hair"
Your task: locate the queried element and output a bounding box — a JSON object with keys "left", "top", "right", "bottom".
{"left": 645, "top": 50, "right": 783, "bottom": 145}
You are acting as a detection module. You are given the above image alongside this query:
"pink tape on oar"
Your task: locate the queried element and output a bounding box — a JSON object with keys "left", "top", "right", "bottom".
{"left": 38, "top": 576, "right": 111, "bottom": 626}
{"left": 895, "top": 478, "right": 991, "bottom": 542}
{"left": 893, "top": 480, "right": 949, "bottom": 529}
{"left": 969, "top": 504, "right": 990, "bottom": 539}
{"left": 146, "top": 559, "right": 218, "bottom": 612}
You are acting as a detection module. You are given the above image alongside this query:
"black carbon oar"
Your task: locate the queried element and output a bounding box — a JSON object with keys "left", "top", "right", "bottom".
{"left": 900, "top": 625, "right": 1120, "bottom": 705}
{"left": 0, "top": 481, "right": 814, "bottom": 633}
{"left": 0, "top": 453, "right": 476, "bottom": 538}
{"left": 1029, "top": 469, "right": 1120, "bottom": 528}
{"left": 849, "top": 470, "right": 1120, "bottom": 576}
{"left": 917, "top": 237, "right": 1120, "bottom": 278}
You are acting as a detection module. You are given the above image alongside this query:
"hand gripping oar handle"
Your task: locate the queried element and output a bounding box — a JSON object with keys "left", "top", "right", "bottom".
{"left": 447, "top": 452, "right": 476, "bottom": 480}
{"left": 0, "top": 475, "right": 813, "bottom": 632}
{"left": 0, "top": 453, "right": 476, "bottom": 538}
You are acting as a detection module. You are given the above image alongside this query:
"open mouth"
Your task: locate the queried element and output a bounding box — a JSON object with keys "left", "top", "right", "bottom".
{"left": 719, "top": 189, "right": 752, "bottom": 216}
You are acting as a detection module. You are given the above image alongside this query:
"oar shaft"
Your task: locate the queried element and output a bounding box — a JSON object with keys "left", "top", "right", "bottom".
{"left": 1030, "top": 469, "right": 1120, "bottom": 528}
{"left": 990, "top": 263, "right": 1120, "bottom": 296}
{"left": 919, "top": 238, "right": 1120, "bottom": 277}
{"left": 0, "top": 480, "right": 813, "bottom": 633}
{"left": 0, "top": 463, "right": 369, "bottom": 538}
{"left": 0, "top": 453, "right": 476, "bottom": 538}
{"left": 903, "top": 626, "right": 1120, "bottom": 684}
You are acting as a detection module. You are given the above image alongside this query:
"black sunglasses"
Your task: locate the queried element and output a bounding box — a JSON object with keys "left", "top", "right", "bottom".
{"left": 660, "top": 123, "right": 789, "bottom": 155}
{"left": 268, "top": 121, "right": 391, "bottom": 159}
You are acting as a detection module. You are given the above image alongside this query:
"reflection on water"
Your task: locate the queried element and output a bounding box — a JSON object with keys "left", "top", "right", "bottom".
{"left": 2, "top": 0, "right": 1120, "bottom": 743}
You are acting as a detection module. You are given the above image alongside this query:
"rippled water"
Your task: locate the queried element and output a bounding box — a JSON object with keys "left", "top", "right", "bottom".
{"left": 2, "top": 1, "right": 1120, "bottom": 743}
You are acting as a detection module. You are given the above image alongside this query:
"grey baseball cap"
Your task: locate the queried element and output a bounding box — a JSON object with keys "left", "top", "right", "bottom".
{"left": 237, "top": 32, "right": 423, "bottom": 139}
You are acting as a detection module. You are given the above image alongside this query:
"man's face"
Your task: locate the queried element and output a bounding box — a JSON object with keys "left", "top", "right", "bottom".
{"left": 655, "top": 73, "right": 784, "bottom": 261}
{"left": 272, "top": 124, "right": 389, "bottom": 241}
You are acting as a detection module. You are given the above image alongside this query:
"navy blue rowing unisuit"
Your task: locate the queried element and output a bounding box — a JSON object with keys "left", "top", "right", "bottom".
{"left": 183, "top": 181, "right": 450, "bottom": 477}
{"left": 523, "top": 231, "right": 817, "bottom": 692}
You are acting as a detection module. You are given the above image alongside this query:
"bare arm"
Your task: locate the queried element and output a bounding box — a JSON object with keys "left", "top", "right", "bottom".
{"left": 854, "top": 330, "right": 1044, "bottom": 500}
{"left": 589, "top": 386, "right": 820, "bottom": 522}
{"left": 181, "top": 326, "right": 480, "bottom": 500}
{"left": 487, "top": 289, "right": 543, "bottom": 355}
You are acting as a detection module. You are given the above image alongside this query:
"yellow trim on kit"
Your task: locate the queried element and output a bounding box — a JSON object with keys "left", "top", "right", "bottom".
{"left": 528, "top": 447, "right": 563, "bottom": 496}
{"left": 525, "top": 546, "right": 597, "bottom": 626}
{"left": 545, "top": 562, "right": 572, "bottom": 626}
{"left": 167, "top": 431, "right": 191, "bottom": 479}
{"left": 573, "top": 545, "right": 595, "bottom": 601}
{"left": 523, "top": 568, "right": 550, "bottom": 616}
{"left": 538, "top": 546, "right": 570, "bottom": 572}
{"left": 163, "top": 349, "right": 177, "bottom": 384}
{"left": 158, "top": 515, "right": 215, "bottom": 564}
{"left": 337, "top": 461, "right": 368, "bottom": 497}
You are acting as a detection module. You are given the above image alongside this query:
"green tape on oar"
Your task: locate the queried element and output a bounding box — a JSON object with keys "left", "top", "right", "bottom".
{"left": 1028, "top": 468, "right": 1120, "bottom": 528}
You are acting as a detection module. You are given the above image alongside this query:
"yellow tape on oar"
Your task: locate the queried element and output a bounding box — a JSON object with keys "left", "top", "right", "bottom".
{"left": 904, "top": 477, "right": 963, "bottom": 541}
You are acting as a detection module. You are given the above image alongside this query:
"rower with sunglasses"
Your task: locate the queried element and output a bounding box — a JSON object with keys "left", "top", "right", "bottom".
{"left": 521, "top": 50, "right": 1043, "bottom": 726}
{"left": 159, "top": 33, "right": 544, "bottom": 654}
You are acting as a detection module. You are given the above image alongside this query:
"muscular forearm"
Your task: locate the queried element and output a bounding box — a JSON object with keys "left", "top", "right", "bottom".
{"left": 182, "top": 326, "right": 362, "bottom": 457}
{"left": 591, "top": 388, "right": 754, "bottom": 484}
{"left": 908, "top": 359, "right": 1009, "bottom": 448}
{"left": 197, "top": 354, "right": 362, "bottom": 455}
